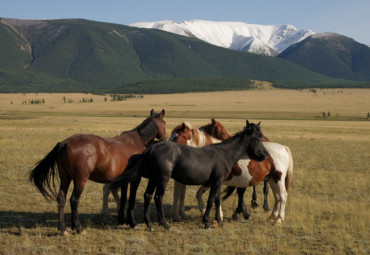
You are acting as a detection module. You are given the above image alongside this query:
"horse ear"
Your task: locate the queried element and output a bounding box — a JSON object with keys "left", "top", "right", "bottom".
{"left": 246, "top": 120, "right": 250, "bottom": 127}
{"left": 181, "top": 122, "right": 186, "bottom": 130}
{"left": 150, "top": 109, "right": 154, "bottom": 115}
{"left": 257, "top": 121, "right": 261, "bottom": 126}
{"left": 160, "top": 109, "right": 165, "bottom": 117}
{"left": 211, "top": 118, "right": 216, "bottom": 125}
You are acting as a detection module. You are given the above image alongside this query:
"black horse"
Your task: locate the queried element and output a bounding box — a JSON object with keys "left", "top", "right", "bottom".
{"left": 111, "top": 120, "right": 269, "bottom": 230}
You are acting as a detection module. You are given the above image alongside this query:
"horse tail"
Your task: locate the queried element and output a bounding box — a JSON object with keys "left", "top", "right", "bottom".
{"left": 28, "top": 142, "right": 66, "bottom": 201}
{"left": 284, "top": 146, "right": 293, "bottom": 191}
{"left": 109, "top": 154, "right": 144, "bottom": 190}
{"left": 221, "top": 186, "right": 237, "bottom": 201}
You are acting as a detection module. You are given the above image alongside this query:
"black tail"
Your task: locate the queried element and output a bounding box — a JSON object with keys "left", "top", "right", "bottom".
{"left": 109, "top": 154, "right": 144, "bottom": 190}
{"left": 221, "top": 186, "right": 237, "bottom": 201}
{"left": 28, "top": 142, "right": 65, "bottom": 201}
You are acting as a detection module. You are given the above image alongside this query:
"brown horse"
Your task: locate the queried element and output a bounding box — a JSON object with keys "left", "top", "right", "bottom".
{"left": 29, "top": 109, "right": 166, "bottom": 235}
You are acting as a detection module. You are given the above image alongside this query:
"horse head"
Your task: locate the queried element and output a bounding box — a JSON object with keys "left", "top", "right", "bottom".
{"left": 244, "top": 120, "right": 269, "bottom": 162}
{"left": 151, "top": 109, "right": 167, "bottom": 141}
{"left": 169, "top": 121, "right": 192, "bottom": 145}
{"left": 199, "top": 118, "right": 231, "bottom": 141}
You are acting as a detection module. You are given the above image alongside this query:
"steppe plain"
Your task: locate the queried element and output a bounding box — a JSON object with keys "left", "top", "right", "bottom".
{"left": 0, "top": 88, "right": 369, "bottom": 254}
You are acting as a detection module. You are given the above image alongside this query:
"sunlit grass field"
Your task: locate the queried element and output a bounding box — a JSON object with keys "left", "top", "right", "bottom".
{"left": 0, "top": 89, "right": 369, "bottom": 254}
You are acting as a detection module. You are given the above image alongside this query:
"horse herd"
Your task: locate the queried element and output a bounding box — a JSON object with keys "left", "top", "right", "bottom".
{"left": 29, "top": 109, "right": 293, "bottom": 235}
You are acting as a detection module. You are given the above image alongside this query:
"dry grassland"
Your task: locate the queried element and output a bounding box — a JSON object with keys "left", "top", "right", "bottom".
{"left": 0, "top": 89, "right": 369, "bottom": 254}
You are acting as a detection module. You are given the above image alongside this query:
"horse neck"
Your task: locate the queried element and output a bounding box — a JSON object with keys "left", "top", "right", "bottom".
{"left": 123, "top": 118, "right": 159, "bottom": 145}
{"left": 216, "top": 133, "right": 249, "bottom": 162}
{"left": 190, "top": 129, "right": 221, "bottom": 147}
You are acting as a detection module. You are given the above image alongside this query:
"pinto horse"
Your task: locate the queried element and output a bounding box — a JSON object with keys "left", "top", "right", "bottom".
{"left": 171, "top": 119, "right": 271, "bottom": 221}
{"left": 29, "top": 109, "right": 166, "bottom": 235}
{"left": 198, "top": 118, "right": 271, "bottom": 212}
{"left": 111, "top": 121, "right": 269, "bottom": 230}
{"left": 198, "top": 119, "right": 294, "bottom": 224}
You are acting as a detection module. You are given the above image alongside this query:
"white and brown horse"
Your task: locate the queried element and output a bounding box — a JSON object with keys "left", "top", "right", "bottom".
{"left": 197, "top": 119, "right": 294, "bottom": 224}
{"left": 169, "top": 119, "right": 270, "bottom": 221}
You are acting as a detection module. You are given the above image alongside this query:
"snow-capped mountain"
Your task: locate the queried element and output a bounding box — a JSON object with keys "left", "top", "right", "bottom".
{"left": 130, "top": 20, "right": 315, "bottom": 56}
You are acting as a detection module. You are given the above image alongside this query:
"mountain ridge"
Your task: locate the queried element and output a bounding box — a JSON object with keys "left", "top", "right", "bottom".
{"left": 0, "top": 18, "right": 367, "bottom": 93}
{"left": 130, "top": 20, "right": 315, "bottom": 56}
{"left": 278, "top": 32, "right": 370, "bottom": 81}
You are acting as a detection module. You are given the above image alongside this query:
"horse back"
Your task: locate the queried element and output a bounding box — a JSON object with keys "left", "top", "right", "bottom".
{"left": 60, "top": 133, "right": 146, "bottom": 182}
{"left": 147, "top": 141, "right": 228, "bottom": 186}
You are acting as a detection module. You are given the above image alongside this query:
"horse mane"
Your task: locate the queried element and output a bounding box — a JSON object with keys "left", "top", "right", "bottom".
{"left": 121, "top": 113, "right": 161, "bottom": 144}
{"left": 171, "top": 121, "right": 193, "bottom": 135}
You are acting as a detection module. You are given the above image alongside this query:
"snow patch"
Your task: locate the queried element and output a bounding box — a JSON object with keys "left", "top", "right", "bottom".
{"left": 130, "top": 20, "right": 315, "bottom": 56}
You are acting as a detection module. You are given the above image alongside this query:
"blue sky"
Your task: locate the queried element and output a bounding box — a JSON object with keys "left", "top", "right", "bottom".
{"left": 1, "top": 0, "right": 370, "bottom": 45}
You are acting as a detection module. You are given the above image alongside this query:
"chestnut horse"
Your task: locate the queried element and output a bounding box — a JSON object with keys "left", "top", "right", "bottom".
{"left": 198, "top": 119, "right": 294, "bottom": 224}
{"left": 29, "top": 109, "right": 166, "bottom": 235}
{"left": 111, "top": 121, "right": 269, "bottom": 230}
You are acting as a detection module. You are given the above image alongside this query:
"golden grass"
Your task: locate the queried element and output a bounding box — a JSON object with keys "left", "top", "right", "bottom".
{"left": 0, "top": 89, "right": 369, "bottom": 254}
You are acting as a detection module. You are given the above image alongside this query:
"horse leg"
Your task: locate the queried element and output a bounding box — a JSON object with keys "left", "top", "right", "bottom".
{"left": 214, "top": 184, "right": 222, "bottom": 226}
{"left": 233, "top": 187, "right": 250, "bottom": 220}
{"left": 70, "top": 180, "right": 87, "bottom": 234}
{"left": 196, "top": 185, "right": 209, "bottom": 215}
{"left": 263, "top": 179, "right": 270, "bottom": 212}
{"left": 57, "top": 178, "right": 71, "bottom": 236}
{"left": 275, "top": 181, "right": 287, "bottom": 225}
{"left": 154, "top": 179, "right": 170, "bottom": 230}
{"left": 251, "top": 185, "right": 259, "bottom": 209}
{"left": 101, "top": 184, "right": 110, "bottom": 215}
{"left": 144, "top": 179, "right": 157, "bottom": 231}
{"left": 179, "top": 183, "right": 187, "bottom": 220}
{"left": 172, "top": 181, "right": 183, "bottom": 222}
{"left": 112, "top": 187, "right": 120, "bottom": 213}
{"left": 203, "top": 182, "right": 220, "bottom": 229}
{"left": 117, "top": 182, "right": 128, "bottom": 225}
{"left": 268, "top": 179, "right": 280, "bottom": 224}
{"left": 126, "top": 177, "right": 141, "bottom": 228}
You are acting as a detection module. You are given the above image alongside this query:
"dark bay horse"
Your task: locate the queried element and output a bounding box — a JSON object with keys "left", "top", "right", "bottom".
{"left": 29, "top": 109, "right": 166, "bottom": 235}
{"left": 169, "top": 121, "right": 223, "bottom": 221}
{"left": 199, "top": 118, "right": 271, "bottom": 212}
{"left": 111, "top": 121, "right": 269, "bottom": 230}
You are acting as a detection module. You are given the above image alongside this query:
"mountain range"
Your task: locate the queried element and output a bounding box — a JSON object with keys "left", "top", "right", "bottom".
{"left": 0, "top": 18, "right": 368, "bottom": 93}
{"left": 132, "top": 20, "right": 370, "bottom": 82}
{"left": 131, "top": 20, "right": 315, "bottom": 56}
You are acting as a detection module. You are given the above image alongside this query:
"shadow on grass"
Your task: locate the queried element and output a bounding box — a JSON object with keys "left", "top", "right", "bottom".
{"left": 0, "top": 202, "right": 199, "bottom": 235}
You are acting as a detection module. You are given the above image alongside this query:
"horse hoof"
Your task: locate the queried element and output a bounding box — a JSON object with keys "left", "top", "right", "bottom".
{"left": 232, "top": 212, "right": 240, "bottom": 220}
{"left": 161, "top": 223, "right": 171, "bottom": 230}
{"left": 273, "top": 218, "right": 283, "bottom": 225}
{"left": 172, "top": 215, "right": 182, "bottom": 222}
{"left": 129, "top": 223, "right": 137, "bottom": 229}
{"left": 76, "top": 227, "right": 85, "bottom": 234}
{"left": 60, "top": 230, "right": 70, "bottom": 236}
{"left": 251, "top": 201, "right": 259, "bottom": 209}
{"left": 244, "top": 213, "right": 251, "bottom": 220}
{"left": 180, "top": 213, "right": 189, "bottom": 220}
{"left": 263, "top": 204, "right": 270, "bottom": 212}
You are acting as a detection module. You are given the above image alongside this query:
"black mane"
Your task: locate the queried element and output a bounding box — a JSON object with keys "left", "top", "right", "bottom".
{"left": 125, "top": 113, "right": 161, "bottom": 144}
